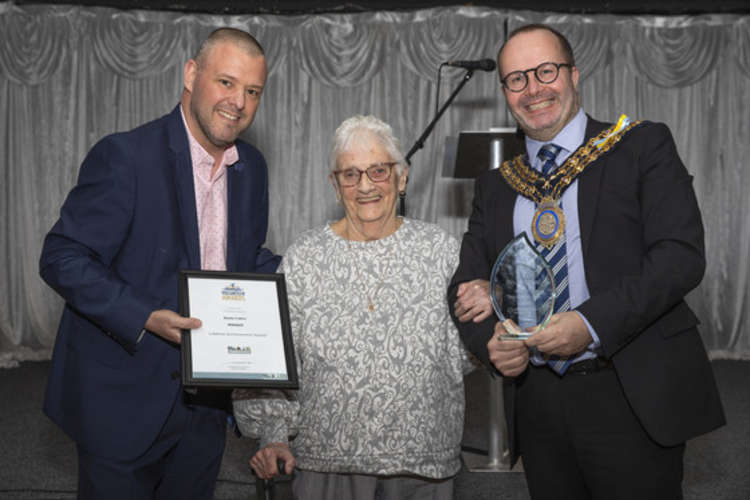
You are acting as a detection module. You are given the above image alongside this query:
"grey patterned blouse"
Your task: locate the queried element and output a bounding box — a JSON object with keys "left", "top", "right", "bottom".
{"left": 233, "top": 218, "right": 471, "bottom": 479}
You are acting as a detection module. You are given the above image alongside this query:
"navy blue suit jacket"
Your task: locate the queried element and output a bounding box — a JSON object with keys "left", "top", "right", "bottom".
{"left": 40, "top": 105, "right": 280, "bottom": 460}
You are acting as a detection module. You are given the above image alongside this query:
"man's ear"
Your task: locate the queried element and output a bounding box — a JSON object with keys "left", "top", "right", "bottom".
{"left": 184, "top": 59, "right": 198, "bottom": 93}
{"left": 571, "top": 65, "right": 580, "bottom": 90}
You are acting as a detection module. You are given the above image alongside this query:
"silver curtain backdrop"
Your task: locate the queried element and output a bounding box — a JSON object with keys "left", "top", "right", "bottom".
{"left": 1, "top": 2, "right": 749, "bottom": 366}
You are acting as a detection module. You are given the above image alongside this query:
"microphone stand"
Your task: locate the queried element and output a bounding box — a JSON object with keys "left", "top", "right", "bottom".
{"left": 401, "top": 68, "right": 475, "bottom": 216}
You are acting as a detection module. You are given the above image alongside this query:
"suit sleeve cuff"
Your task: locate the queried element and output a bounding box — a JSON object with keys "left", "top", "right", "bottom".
{"left": 574, "top": 310, "right": 601, "bottom": 351}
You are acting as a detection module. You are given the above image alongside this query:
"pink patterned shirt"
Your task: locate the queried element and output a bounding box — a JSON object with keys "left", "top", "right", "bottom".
{"left": 180, "top": 107, "right": 239, "bottom": 271}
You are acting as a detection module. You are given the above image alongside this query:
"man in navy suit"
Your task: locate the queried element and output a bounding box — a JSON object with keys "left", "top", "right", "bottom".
{"left": 39, "top": 28, "right": 280, "bottom": 499}
{"left": 450, "top": 24, "right": 725, "bottom": 499}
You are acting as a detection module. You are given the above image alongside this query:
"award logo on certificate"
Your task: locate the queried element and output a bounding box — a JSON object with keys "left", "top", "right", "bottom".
{"left": 489, "top": 234, "right": 556, "bottom": 340}
{"left": 179, "top": 271, "right": 298, "bottom": 389}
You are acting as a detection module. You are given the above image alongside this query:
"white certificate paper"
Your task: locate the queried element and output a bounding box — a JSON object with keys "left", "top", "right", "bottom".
{"left": 179, "top": 271, "right": 298, "bottom": 388}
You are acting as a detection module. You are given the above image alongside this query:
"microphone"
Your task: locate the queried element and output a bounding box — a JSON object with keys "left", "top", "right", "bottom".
{"left": 444, "top": 58, "right": 496, "bottom": 72}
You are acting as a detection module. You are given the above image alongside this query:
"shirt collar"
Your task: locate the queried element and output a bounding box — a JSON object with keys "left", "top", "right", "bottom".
{"left": 525, "top": 108, "right": 587, "bottom": 169}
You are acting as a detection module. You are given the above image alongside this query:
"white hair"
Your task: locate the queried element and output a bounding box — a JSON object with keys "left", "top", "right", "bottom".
{"left": 330, "top": 115, "right": 406, "bottom": 176}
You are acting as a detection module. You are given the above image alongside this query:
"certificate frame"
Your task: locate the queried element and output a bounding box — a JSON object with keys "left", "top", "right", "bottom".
{"left": 179, "top": 270, "right": 298, "bottom": 389}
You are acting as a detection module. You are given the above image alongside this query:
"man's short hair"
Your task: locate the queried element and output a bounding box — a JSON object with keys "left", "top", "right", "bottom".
{"left": 194, "top": 28, "right": 264, "bottom": 66}
{"left": 497, "top": 24, "right": 575, "bottom": 75}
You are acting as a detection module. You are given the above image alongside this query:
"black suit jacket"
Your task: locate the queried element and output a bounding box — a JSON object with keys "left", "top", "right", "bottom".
{"left": 449, "top": 116, "right": 725, "bottom": 464}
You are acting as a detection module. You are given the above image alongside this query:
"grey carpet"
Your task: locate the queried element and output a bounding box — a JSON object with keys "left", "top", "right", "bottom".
{"left": 0, "top": 361, "right": 747, "bottom": 499}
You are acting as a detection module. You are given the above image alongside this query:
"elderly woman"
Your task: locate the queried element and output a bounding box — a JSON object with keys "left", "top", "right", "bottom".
{"left": 233, "top": 115, "right": 472, "bottom": 499}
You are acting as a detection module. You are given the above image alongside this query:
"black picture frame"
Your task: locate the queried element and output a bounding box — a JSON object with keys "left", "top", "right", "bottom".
{"left": 178, "top": 270, "right": 298, "bottom": 389}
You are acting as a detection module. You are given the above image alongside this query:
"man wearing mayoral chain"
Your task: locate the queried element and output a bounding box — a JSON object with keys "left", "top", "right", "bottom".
{"left": 450, "top": 24, "right": 725, "bottom": 499}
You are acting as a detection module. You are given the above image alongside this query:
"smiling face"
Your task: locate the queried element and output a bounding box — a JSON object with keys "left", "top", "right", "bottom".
{"left": 498, "top": 28, "right": 580, "bottom": 142}
{"left": 331, "top": 133, "right": 407, "bottom": 239}
{"left": 182, "top": 40, "right": 267, "bottom": 160}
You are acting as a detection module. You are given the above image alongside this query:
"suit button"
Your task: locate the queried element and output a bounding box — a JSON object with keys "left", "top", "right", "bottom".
{"left": 171, "top": 370, "right": 180, "bottom": 380}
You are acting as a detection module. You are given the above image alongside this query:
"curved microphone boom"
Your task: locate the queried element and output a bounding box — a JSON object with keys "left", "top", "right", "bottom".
{"left": 402, "top": 56, "right": 494, "bottom": 216}
{"left": 444, "top": 59, "right": 496, "bottom": 72}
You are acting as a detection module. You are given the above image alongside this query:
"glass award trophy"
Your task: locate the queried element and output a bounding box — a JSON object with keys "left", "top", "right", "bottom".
{"left": 489, "top": 234, "right": 556, "bottom": 340}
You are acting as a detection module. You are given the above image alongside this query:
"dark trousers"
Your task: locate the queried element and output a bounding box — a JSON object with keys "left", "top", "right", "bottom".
{"left": 77, "top": 392, "right": 227, "bottom": 500}
{"left": 516, "top": 364, "right": 684, "bottom": 500}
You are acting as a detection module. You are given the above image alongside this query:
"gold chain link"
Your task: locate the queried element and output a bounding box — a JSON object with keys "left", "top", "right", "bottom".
{"left": 500, "top": 120, "right": 642, "bottom": 203}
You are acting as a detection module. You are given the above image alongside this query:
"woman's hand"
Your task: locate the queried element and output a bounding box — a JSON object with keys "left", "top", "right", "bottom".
{"left": 250, "top": 442, "right": 296, "bottom": 479}
{"left": 454, "top": 279, "right": 492, "bottom": 323}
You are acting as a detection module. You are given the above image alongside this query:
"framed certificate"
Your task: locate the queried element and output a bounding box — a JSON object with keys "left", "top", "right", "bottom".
{"left": 178, "top": 270, "right": 298, "bottom": 389}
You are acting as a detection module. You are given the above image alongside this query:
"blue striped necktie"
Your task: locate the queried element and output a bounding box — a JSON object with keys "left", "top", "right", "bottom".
{"left": 538, "top": 143, "right": 561, "bottom": 176}
{"left": 535, "top": 144, "right": 572, "bottom": 375}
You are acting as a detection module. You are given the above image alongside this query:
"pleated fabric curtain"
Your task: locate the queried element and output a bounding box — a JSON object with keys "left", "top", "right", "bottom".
{"left": 1, "top": 2, "right": 748, "bottom": 365}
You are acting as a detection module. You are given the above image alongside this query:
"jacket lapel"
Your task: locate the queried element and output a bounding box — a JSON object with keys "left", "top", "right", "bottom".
{"left": 494, "top": 174, "right": 518, "bottom": 259}
{"left": 577, "top": 116, "right": 609, "bottom": 258}
{"left": 167, "top": 106, "right": 201, "bottom": 270}
{"left": 225, "top": 158, "right": 246, "bottom": 272}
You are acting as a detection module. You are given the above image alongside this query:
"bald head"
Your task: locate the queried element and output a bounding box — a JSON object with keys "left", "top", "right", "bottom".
{"left": 194, "top": 28, "right": 264, "bottom": 68}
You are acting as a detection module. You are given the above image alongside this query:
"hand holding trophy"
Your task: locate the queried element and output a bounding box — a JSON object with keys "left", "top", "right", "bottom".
{"left": 489, "top": 234, "right": 556, "bottom": 339}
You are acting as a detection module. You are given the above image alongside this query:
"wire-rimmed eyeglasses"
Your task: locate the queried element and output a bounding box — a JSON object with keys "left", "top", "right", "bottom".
{"left": 500, "top": 62, "right": 573, "bottom": 92}
{"left": 334, "top": 162, "right": 397, "bottom": 187}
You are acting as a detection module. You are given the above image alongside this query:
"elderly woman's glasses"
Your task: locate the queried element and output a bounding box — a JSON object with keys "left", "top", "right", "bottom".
{"left": 334, "top": 162, "right": 397, "bottom": 187}
{"left": 500, "top": 62, "right": 572, "bottom": 92}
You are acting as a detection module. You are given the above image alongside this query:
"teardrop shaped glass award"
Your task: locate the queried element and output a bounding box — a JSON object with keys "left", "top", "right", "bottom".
{"left": 489, "top": 234, "right": 556, "bottom": 340}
